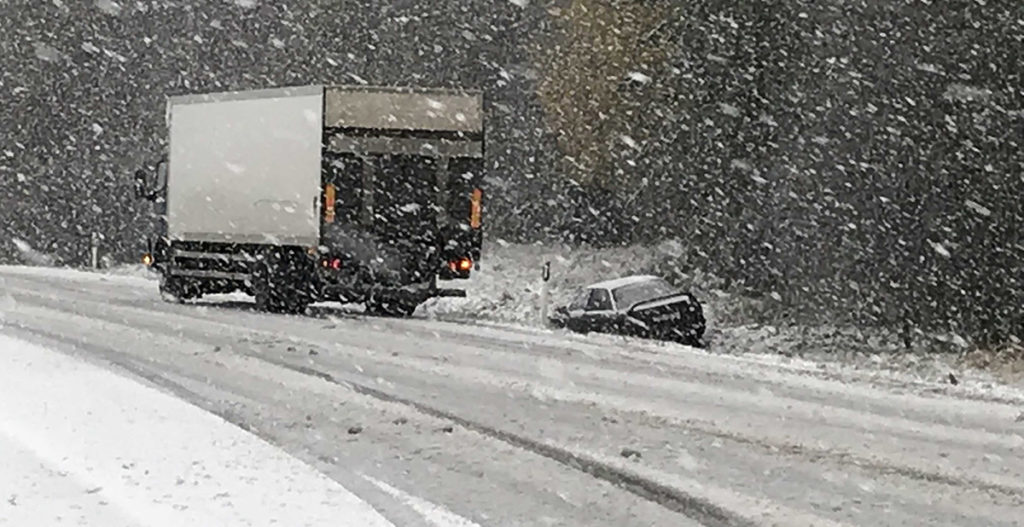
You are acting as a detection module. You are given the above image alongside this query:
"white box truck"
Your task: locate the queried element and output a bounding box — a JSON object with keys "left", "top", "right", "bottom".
{"left": 134, "top": 85, "right": 484, "bottom": 315}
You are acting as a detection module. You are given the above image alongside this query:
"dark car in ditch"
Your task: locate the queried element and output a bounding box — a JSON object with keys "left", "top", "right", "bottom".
{"left": 550, "top": 275, "right": 706, "bottom": 346}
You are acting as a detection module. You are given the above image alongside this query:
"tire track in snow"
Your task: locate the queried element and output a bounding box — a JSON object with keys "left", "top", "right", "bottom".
{"left": 7, "top": 277, "right": 1018, "bottom": 518}
{"left": 258, "top": 353, "right": 854, "bottom": 527}
{"left": 1, "top": 292, "right": 760, "bottom": 527}
{"left": 4, "top": 284, "right": 709, "bottom": 526}
{"left": 9, "top": 279, "right": 1024, "bottom": 498}
{"left": 360, "top": 474, "right": 482, "bottom": 527}
{"left": 332, "top": 350, "right": 1024, "bottom": 499}
{"left": 4, "top": 270, "right": 1020, "bottom": 526}
{"left": 0, "top": 334, "right": 396, "bottom": 527}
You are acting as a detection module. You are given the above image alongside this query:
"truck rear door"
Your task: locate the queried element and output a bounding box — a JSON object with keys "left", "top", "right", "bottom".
{"left": 320, "top": 86, "right": 485, "bottom": 284}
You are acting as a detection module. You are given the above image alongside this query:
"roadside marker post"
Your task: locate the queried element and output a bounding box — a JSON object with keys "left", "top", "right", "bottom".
{"left": 540, "top": 261, "right": 551, "bottom": 325}
{"left": 90, "top": 232, "right": 99, "bottom": 269}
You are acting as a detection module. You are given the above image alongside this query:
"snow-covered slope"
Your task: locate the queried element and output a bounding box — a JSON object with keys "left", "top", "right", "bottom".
{"left": 422, "top": 240, "right": 724, "bottom": 327}
{"left": 421, "top": 242, "right": 1022, "bottom": 388}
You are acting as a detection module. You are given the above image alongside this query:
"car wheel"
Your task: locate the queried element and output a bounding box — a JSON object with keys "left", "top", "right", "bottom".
{"left": 253, "top": 253, "right": 311, "bottom": 315}
{"left": 671, "top": 325, "right": 705, "bottom": 347}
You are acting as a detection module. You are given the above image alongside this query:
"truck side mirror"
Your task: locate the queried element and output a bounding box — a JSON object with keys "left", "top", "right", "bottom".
{"left": 134, "top": 159, "right": 167, "bottom": 201}
{"left": 155, "top": 160, "right": 168, "bottom": 193}
{"left": 133, "top": 169, "right": 149, "bottom": 199}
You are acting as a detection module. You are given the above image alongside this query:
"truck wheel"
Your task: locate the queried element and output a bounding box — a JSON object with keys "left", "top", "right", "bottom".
{"left": 365, "top": 299, "right": 417, "bottom": 318}
{"left": 253, "top": 262, "right": 287, "bottom": 313}
{"left": 252, "top": 265, "right": 274, "bottom": 311}
{"left": 253, "top": 253, "right": 311, "bottom": 315}
{"left": 159, "top": 274, "right": 198, "bottom": 303}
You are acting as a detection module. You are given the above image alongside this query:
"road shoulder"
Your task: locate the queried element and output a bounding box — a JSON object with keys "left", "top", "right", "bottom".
{"left": 0, "top": 334, "right": 394, "bottom": 527}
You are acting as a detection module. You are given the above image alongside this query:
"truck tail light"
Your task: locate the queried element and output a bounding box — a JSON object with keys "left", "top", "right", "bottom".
{"left": 322, "top": 258, "right": 342, "bottom": 270}
{"left": 449, "top": 258, "right": 472, "bottom": 272}
{"left": 470, "top": 188, "right": 483, "bottom": 229}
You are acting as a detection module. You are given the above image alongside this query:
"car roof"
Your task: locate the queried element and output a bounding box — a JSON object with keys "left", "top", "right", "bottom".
{"left": 588, "top": 275, "right": 662, "bottom": 291}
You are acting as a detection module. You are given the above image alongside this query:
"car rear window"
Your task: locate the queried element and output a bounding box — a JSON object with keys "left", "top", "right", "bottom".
{"left": 568, "top": 289, "right": 589, "bottom": 311}
{"left": 586, "top": 289, "right": 614, "bottom": 311}
{"left": 613, "top": 279, "right": 678, "bottom": 309}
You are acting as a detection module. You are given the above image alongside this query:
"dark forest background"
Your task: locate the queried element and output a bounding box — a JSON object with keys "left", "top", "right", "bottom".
{"left": 1, "top": 0, "right": 1021, "bottom": 345}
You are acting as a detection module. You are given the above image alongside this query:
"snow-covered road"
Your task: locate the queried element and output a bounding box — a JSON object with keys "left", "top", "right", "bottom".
{"left": 0, "top": 335, "right": 394, "bottom": 527}
{"left": 1, "top": 266, "right": 1022, "bottom": 526}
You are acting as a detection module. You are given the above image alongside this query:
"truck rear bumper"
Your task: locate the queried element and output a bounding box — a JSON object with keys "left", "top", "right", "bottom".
{"left": 434, "top": 288, "right": 467, "bottom": 298}
{"left": 317, "top": 278, "right": 466, "bottom": 303}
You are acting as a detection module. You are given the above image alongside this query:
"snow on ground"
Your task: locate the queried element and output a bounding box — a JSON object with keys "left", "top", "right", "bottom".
{"left": 421, "top": 240, "right": 718, "bottom": 327}
{"left": 422, "top": 242, "right": 1024, "bottom": 389}
{"left": 102, "top": 263, "right": 159, "bottom": 279}
{"left": 360, "top": 475, "right": 482, "bottom": 527}
{"left": 0, "top": 335, "right": 394, "bottom": 527}
{"left": 12, "top": 240, "right": 1021, "bottom": 388}
{"left": 10, "top": 237, "right": 56, "bottom": 266}
{"left": 0, "top": 264, "right": 155, "bottom": 288}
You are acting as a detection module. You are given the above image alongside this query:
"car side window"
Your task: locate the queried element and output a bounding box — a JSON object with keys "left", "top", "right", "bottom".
{"left": 586, "top": 288, "right": 613, "bottom": 311}
{"left": 568, "top": 290, "right": 589, "bottom": 311}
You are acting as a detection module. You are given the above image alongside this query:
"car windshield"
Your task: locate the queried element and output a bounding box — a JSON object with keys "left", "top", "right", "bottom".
{"left": 612, "top": 278, "right": 678, "bottom": 309}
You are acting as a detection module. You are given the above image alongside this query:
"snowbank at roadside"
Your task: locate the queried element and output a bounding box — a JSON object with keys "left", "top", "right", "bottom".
{"left": 103, "top": 263, "right": 159, "bottom": 279}
{"left": 10, "top": 237, "right": 56, "bottom": 266}
{"left": 0, "top": 264, "right": 154, "bottom": 287}
{"left": 422, "top": 242, "right": 1023, "bottom": 388}
{"left": 0, "top": 334, "right": 394, "bottom": 527}
{"left": 422, "top": 241, "right": 790, "bottom": 342}
{"left": 421, "top": 240, "right": 727, "bottom": 327}
{"left": 10, "top": 241, "right": 1017, "bottom": 386}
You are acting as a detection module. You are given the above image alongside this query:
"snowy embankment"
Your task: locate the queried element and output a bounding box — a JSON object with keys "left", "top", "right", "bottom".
{"left": 421, "top": 240, "right": 725, "bottom": 327}
{"left": 421, "top": 242, "right": 1024, "bottom": 389}
{"left": 0, "top": 335, "right": 393, "bottom": 527}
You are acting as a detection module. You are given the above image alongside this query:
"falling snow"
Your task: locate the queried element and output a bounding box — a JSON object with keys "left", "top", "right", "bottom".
{"left": 32, "top": 42, "right": 61, "bottom": 62}
{"left": 929, "top": 241, "right": 952, "bottom": 259}
{"left": 94, "top": 0, "right": 121, "bottom": 16}
{"left": 718, "top": 103, "right": 741, "bottom": 117}
{"left": 965, "top": 200, "right": 993, "bottom": 217}
{"left": 0, "top": 0, "right": 1021, "bottom": 351}
{"left": 0, "top": 3, "right": 1019, "bottom": 523}
{"left": 627, "top": 72, "right": 652, "bottom": 84}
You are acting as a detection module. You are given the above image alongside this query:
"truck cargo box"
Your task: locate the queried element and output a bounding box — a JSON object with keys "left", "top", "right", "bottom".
{"left": 166, "top": 86, "right": 324, "bottom": 247}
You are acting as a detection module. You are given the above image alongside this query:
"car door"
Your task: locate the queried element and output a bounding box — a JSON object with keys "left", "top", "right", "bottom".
{"left": 580, "top": 288, "right": 616, "bottom": 333}
{"left": 564, "top": 289, "right": 590, "bottom": 333}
